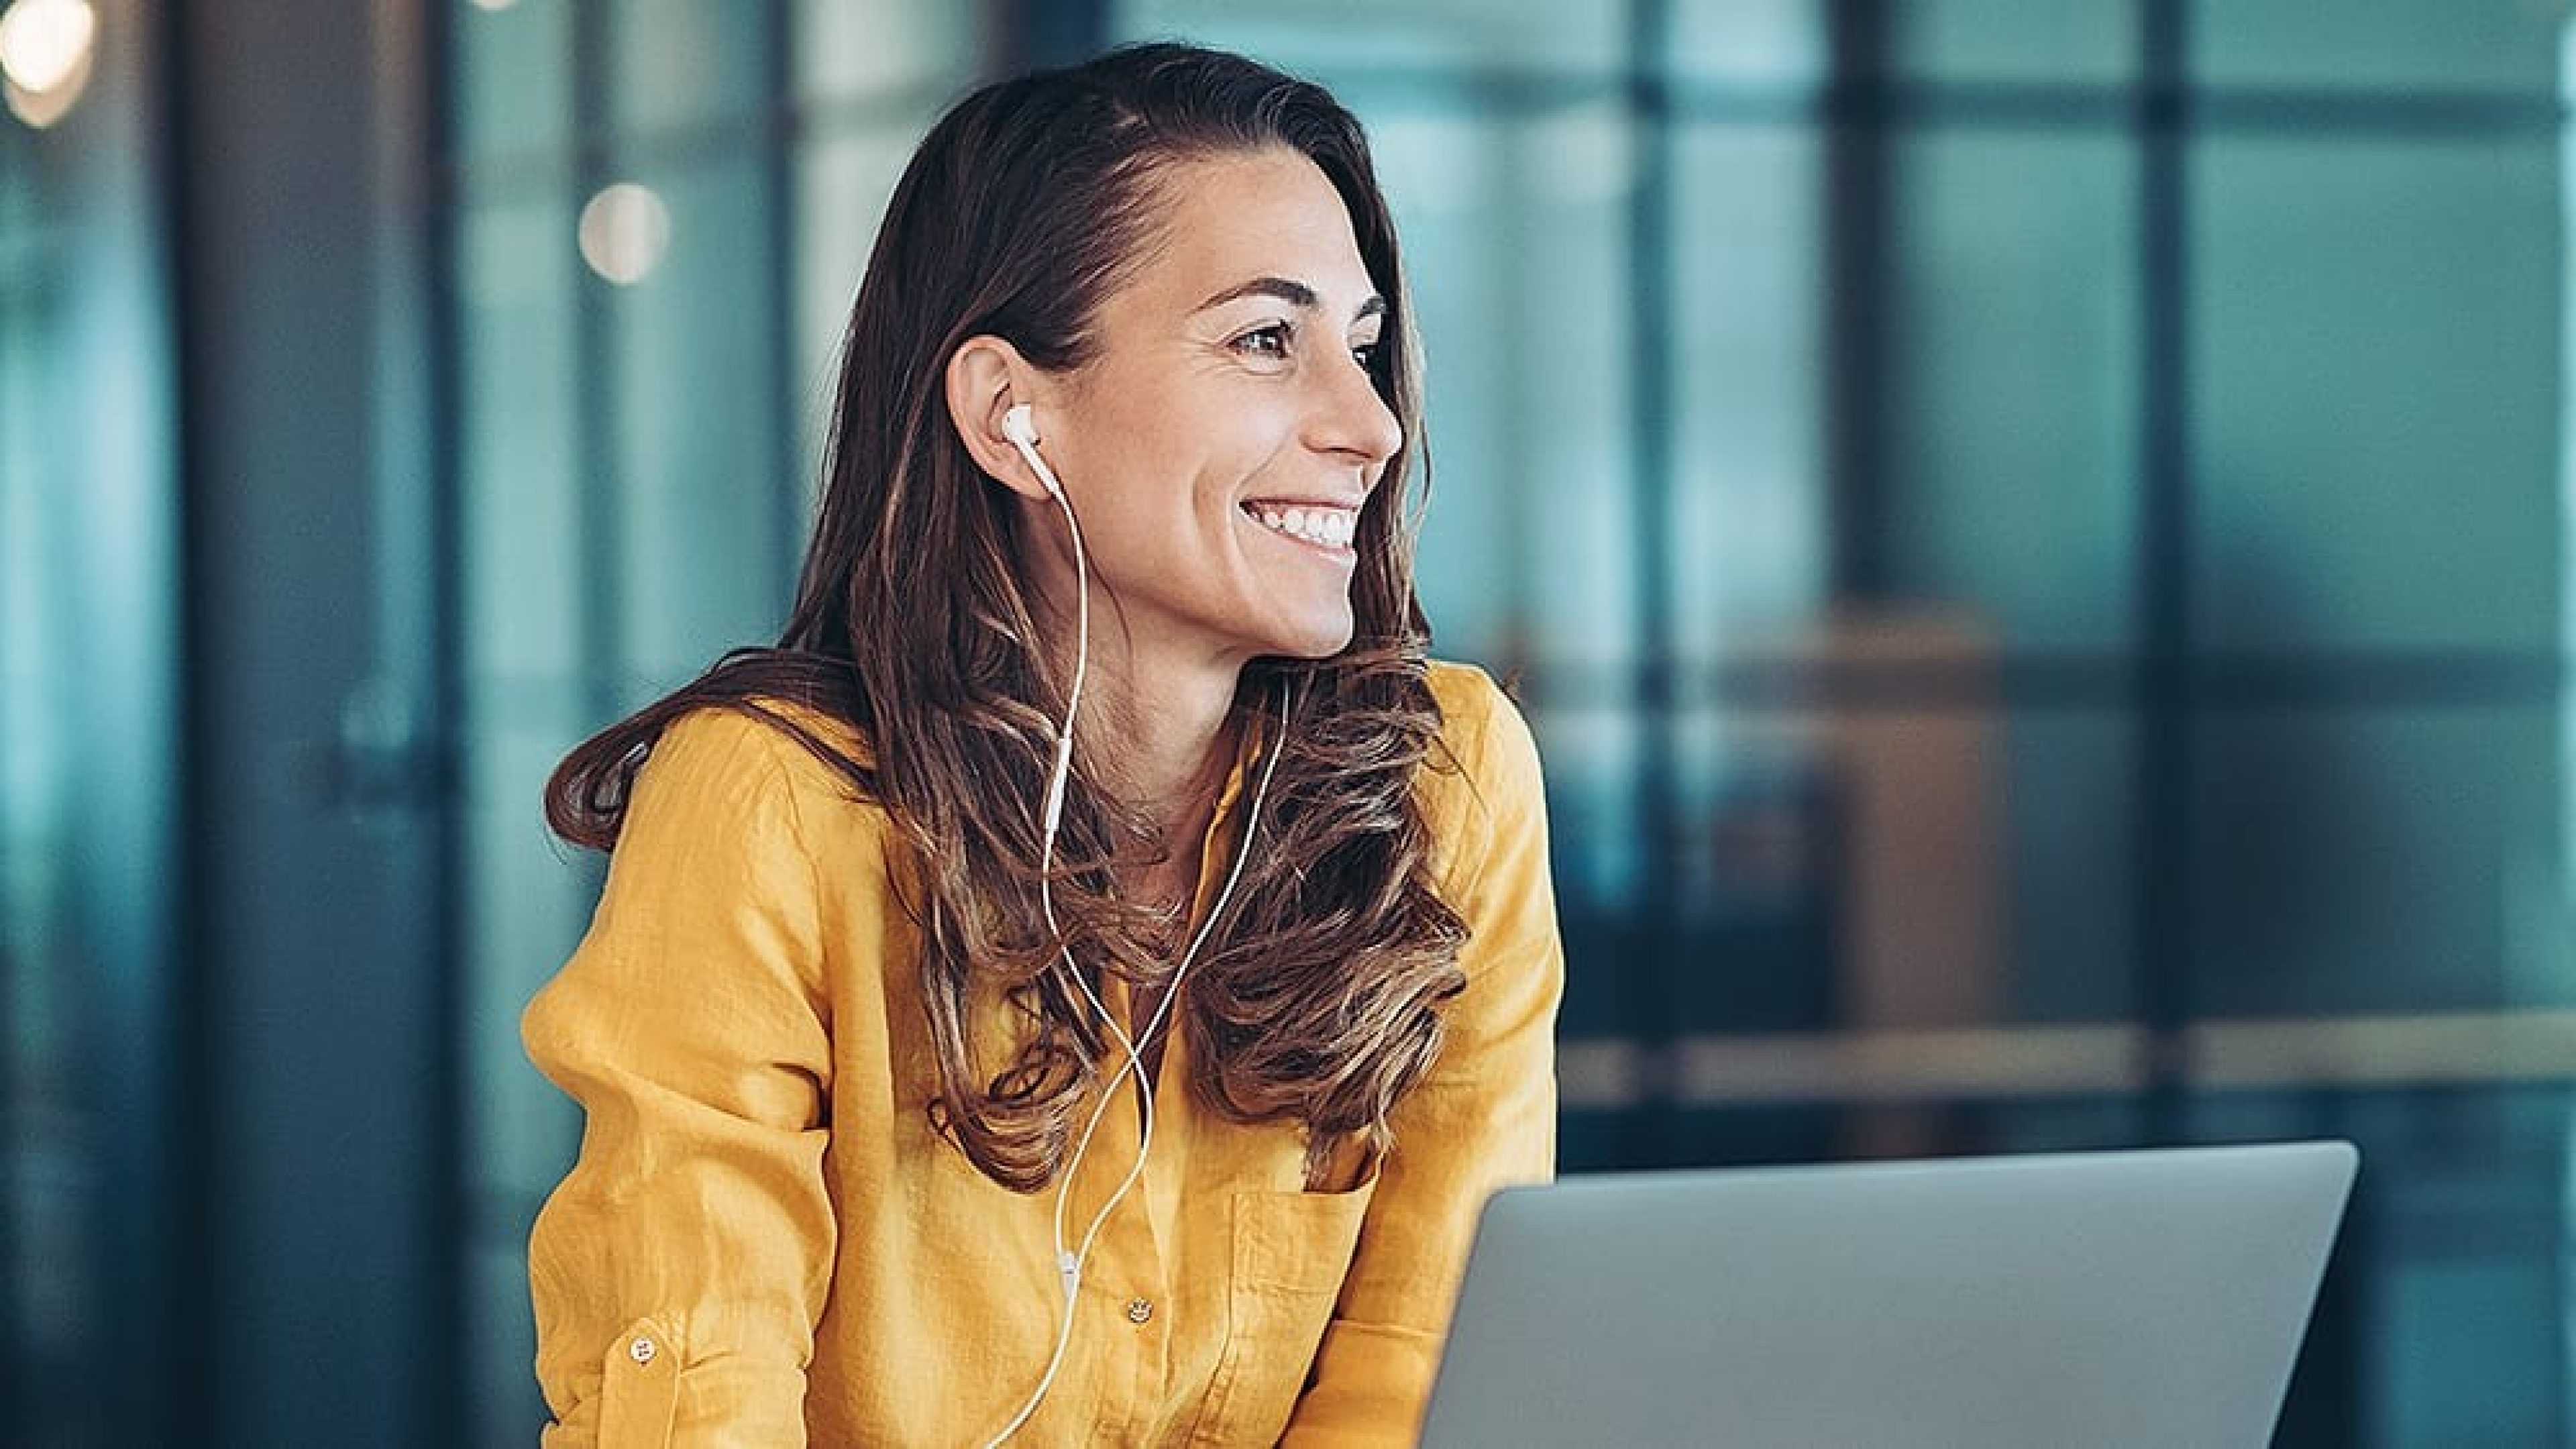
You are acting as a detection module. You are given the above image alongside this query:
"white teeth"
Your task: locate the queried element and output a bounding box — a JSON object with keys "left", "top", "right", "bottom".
{"left": 1248, "top": 503, "right": 1357, "bottom": 549}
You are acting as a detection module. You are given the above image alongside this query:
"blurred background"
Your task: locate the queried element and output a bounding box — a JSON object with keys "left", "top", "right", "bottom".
{"left": 7, "top": 0, "right": 2576, "bottom": 1443}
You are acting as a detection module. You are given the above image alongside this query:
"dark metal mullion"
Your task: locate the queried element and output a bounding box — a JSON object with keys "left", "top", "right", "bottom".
{"left": 1823, "top": 0, "right": 1891, "bottom": 602}
{"left": 1208, "top": 62, "right": 2576, "bottom": 140}
{"left": 417, "top": 1, "right": 469, "bottom": 1444}
{"left": 1624, "top": 0, "right": 1684, "bottom": 1163}
{"left": 1817, "top": 0, "right": 1896, "bottom": 1161}
{"left": 1513, "top": 649, "right": 2574, "bottom": 714}
{"left": 992, "top": 0, "right": 1111, "bottom": 73}
{"left": 0, "top": 163, "right": 23, "bottom": 1448}
{"left": 156, "top": 3, "right": 215, "bottom": 1441}
{"left": 433, "top": 76, "right": 970, "bottom": 203}
{"left": 572, "top": 0, "right": 623, "bottom": 723}
{"left": 2135, "top": 0, "right": 2193, "bottom": 1146}
{"left": 763, "top": 0, "right": 802, "bottom": 608}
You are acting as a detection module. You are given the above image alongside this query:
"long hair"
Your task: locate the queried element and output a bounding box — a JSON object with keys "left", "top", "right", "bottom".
{"left": 545, "top": 42, "right": 1465, "bottom": 1191}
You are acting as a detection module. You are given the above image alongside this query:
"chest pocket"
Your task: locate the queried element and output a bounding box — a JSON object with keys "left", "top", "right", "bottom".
{"left": 1188, "top": 1171, "right": 1379, "bottom": 1445}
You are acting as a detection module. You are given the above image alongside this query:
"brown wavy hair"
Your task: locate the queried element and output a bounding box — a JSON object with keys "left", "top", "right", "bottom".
{"left": 545, "top": 42, "right": 1466, "bottom": 1191}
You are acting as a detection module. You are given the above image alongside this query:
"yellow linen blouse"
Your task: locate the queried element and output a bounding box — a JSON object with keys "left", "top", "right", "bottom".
{"left": 523, "top": 661, "right": 1563, "bottom": 1446}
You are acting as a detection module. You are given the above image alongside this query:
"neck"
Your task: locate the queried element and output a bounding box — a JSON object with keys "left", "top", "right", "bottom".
{"left": 1018, "top": 504, "right": 1253, "bottom": 888}
{"left": 1055, "top": 619, "right": 1251, "bottom": 920}
{"left": 1082, "top": 653, "right": 1241, "bottom": 844}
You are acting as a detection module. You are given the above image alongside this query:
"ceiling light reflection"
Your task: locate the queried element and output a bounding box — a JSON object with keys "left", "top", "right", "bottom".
{"left": 578, "top": 182, "right": 672, "bottom": 286}
{"left": 0, "top": 0, "right": 96, "bottom": 129}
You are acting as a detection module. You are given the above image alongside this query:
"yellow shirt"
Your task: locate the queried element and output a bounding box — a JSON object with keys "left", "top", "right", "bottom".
{"left": 525, "top": 661, "right": 1563, "bottom": 1446}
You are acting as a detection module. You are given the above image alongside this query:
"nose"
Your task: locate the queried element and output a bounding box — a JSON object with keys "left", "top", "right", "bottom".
{"left": 1306, "top": 348, "right": 1404, "bottom": 471}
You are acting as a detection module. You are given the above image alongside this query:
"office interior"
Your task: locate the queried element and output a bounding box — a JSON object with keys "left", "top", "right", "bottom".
{"left": 7, "top": 0, "right": 2575, "bottom": 1444}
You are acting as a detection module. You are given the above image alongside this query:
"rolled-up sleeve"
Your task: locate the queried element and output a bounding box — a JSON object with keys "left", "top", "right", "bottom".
{"left": 1283, "top": 667, "right": 1566, "bottom": 1446}
{"left": 523, "top": 711, "right": 839, "bottom": 1448}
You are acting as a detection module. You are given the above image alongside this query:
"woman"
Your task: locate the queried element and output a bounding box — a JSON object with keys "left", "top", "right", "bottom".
{"left": 524, "top": 41, "right": 1562, "bottom": 1446}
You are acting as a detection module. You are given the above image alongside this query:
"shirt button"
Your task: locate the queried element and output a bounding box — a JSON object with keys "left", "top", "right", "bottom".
{"left": 1126, "top": 1298, "right": 1154, "bottom": 1324}
{"left": 628, "top": 1336, "right": 658, "bottom": 1366}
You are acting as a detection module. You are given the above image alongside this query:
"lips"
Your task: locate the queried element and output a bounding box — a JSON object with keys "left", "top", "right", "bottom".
{"left": 1243, "top": 500, "right": 1358, "bottom": 549}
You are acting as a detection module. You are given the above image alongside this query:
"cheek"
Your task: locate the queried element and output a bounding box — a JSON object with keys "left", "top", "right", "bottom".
{"left": 1068, "top": 377, "right": 1295, "bottom": 525}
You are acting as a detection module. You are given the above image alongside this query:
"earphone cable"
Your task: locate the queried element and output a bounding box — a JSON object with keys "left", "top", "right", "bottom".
{"left": 983, "top": 451, "right": 1291, "bottom": 1447}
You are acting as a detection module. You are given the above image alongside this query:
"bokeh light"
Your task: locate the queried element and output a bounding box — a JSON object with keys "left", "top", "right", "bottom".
{"left": 0, "top": 0, "right": 97, "bottom": 129}
{"left": 577, "top": 182, "right": 672, "bottom": 286}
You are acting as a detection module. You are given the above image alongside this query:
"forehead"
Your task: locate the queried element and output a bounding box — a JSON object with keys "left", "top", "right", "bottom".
{"left": 1121, "top": 148, "right": 1379, "bottom": 311}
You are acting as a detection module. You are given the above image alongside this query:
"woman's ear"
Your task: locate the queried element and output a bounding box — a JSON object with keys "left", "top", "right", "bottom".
{"left": 945, "top": 335, "right": 1055, "bottom": 502}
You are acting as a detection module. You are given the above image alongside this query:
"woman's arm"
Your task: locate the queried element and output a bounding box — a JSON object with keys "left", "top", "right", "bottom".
{"left": 1282, "top": 665, "right": 1566, "bottom": 1446}
{"left": 523, "top": 710, "right": 840, "bottom": 1448}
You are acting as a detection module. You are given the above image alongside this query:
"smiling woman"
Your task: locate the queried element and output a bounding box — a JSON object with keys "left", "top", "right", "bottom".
{"left": 519, "top": 42, "right": 1562, "bottom": 1448}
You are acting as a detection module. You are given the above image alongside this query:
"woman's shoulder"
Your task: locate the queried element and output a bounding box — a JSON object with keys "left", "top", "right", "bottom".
{"left": 1418, "top": 657, "right": 1545, "bottom": 820}
{"left": 1424, "top": 657, "right": 1511, "bottom": 732}
{"left": 632, "top": 698, "right": 887, "bottom": 843}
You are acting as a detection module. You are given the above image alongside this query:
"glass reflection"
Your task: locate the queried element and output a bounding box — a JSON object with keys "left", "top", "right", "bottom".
{"left": 577, "top": 180, "right": 672, "bottom": 285}
{"left": 0, "top": 0, "right": 96, "bottom": 128}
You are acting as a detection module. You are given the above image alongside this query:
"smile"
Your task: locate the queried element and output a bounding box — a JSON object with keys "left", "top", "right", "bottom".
{"left": 1244, "top": 502, "right": 1358, "bottom": 550}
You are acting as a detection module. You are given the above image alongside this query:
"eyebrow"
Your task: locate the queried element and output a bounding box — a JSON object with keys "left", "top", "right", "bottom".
{"left": 1195, "top": 275, "right": 1388, "bottom": 323}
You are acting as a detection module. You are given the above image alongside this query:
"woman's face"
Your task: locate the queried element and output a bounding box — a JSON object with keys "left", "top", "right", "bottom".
{"left": 1028, "top": 146, "right": 1403, "bottom": 681}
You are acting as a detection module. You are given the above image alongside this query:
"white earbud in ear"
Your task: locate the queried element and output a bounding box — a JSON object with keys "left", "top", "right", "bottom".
{"left": 1002, "top": 402, "right": 1039, "bottom": 447}
{"left": 1002, "top": 403, "right": 1064, "bottom": 500}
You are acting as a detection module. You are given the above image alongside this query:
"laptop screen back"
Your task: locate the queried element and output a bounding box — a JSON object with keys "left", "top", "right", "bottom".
{"left": 1419, "top": 1140, "right": 2357, "bottom": 1449}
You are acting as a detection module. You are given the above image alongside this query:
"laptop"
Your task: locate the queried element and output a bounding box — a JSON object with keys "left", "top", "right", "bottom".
{"left": 1419, "top": 1140, "right": 2357, "bottom": 1449}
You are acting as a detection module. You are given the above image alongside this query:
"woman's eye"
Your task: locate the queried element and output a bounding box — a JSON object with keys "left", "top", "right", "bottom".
{"left": 1233, "top": 323, "right": 1293, "bottom": 359}
{"left": 1351, "top": 340, "right": 1381, "bottom": 372}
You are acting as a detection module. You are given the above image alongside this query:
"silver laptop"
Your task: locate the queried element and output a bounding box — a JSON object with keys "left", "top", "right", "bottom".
{"left": 1420, "top": 1140, "right": 2357, "bottom": 1449}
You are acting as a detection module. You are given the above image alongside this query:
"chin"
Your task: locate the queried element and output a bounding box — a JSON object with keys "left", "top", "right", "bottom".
{"left": 1265, "top": 614, "right": 1356, "bottom": 661}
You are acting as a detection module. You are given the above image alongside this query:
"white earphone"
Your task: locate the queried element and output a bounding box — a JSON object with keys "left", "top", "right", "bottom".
{"left": 979, "top": 400, "right": 1286, "bottom": 1447}
{"left": 1002, "top": 401, "right": 1079, "bottom": 844}
{"left": 1002, "top": 402, "right": 1061, "bottom": 498}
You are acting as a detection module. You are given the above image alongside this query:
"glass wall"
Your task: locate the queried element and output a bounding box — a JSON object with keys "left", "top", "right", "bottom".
{"left": 445, "top": 1, "right": 2576, "bottom": 1443}
{"left": 1113, "top": 2, "right": 2576, "bottom": 1444}
{"left": 0, "top": 1, "right": 180, "bottom": 1444}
